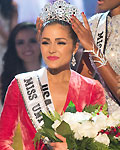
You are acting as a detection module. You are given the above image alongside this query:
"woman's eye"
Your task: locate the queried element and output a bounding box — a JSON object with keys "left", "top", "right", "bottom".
{"left": 42, "top": 41, "right": 49, "bottom": 44}
{"left": 30, "top": 38, "right": 37, "bottom": 43}
{"left": 58, "top": 42, "right": 66, "bottom": 45}
{"left": 16, "top": 40, "right": 24, "bottom": 45}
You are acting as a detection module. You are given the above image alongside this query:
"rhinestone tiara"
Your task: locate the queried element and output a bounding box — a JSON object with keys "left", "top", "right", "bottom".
{"left": 39, "top": 0, "right": 82, "bottom": 24}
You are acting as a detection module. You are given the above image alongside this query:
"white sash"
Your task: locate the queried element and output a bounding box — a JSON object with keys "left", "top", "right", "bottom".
{"left": 94, "top": 11, "right": 109, "bottom": 54}
{"left": 93, "top": 11, "right": 119, "bottom": 102}
{"left": 15, "top": 67, "right": 55, "bottom": 131}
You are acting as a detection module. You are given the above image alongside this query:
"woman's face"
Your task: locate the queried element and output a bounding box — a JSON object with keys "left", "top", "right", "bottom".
{"left": 15, "top": 29, "right": 40, "bottom": 63}
{"left": 40, "top": 23, "right": 78, "bottom": 69}
{"left": 97, "top": 0, "right": 120, "bottom": 11}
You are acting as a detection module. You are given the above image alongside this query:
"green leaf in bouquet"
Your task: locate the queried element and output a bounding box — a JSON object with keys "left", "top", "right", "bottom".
{"left": 33, "top": 129, "right": 59, "bottom": 148}
{"left": 33, "top": 112, "right": 62, "bottom": 148}
{"left": 46, "top": 111, "right": 61, "bottom": 121}
{"left": 56, "top": 120, "right": 77, "bottom": 149}
{"left": 90, "top": 141, "right": 109, "bottom": 150}
{"left": 108, "top": 135, "right": 120, "bottom": 150}
{"left": 33, "top": 129, "right": 42, "bottom": 147}
{"left": 66, "top": 134, "right": 77, "bottom": 150}
{"left": 83, "top": 103, "right": 108, "bottom": 116}
{"left": 42, "top": 113, "right": 54, "bottom": 128}
{"left": 33, "top": 127, "right": 61, "bottom": 147}
{"left": 83, "top": 104, "right": 102, "bottom": 113}
{"left": 102, "top": 103, "right": 108, "bottom": 116}
{"left": 56, "top": 120, "right": 73, "bottom": 136}
{"left": 41, "top": 127, "right": 61, "bottom": 142}
{"left": 76, "top": 137, "right": 109, "bottom": 150}
{"left": 65, "top": 100, "right": 77, "bottom": 113}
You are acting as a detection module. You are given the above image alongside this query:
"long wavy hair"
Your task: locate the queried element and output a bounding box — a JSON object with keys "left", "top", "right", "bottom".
{"left": 0, "top": 0, "right": 16, "bottom": 19}
{"left": 1, "top": 22, "right": 42, "bottom": 104}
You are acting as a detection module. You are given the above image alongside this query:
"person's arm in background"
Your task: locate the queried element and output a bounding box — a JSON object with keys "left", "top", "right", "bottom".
{"left": 70, "top": 13, "right": 119, "bottom": 102}
{"left": 10, "top": 1, "right": 18, "bottom": 31}
{"left": 117, "top": 76, "right": 120, "bottom": 100}
{"left": 0, "top": 1, "right": 18, "bottom": 43}
{"left": 77, "top": 52, "right": 94, "bottom": 78}
{"left": 10, "top": 1, "right": 18, "bottom": 30}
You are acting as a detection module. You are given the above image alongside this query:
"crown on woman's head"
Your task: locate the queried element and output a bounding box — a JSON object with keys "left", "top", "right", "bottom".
{"left": 39, "top": 0, "right": 82, "bottom": 24}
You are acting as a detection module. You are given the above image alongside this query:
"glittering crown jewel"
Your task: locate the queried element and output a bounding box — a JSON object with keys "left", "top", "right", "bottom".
{"left": 39, "top": 0, "right": 82, "bottom": 24}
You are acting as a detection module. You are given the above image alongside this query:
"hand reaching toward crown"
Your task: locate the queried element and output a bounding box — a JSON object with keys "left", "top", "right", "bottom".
{"left": 70, "top": 13, "right": 97, "bottom": 51}
{"left": 36, "top": 17, "right": 43, "bottom": 42}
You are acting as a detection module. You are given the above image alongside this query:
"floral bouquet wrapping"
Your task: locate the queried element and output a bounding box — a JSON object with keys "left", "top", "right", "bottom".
{"left": 34, "top": 101, "right": 120, "bottom": 150}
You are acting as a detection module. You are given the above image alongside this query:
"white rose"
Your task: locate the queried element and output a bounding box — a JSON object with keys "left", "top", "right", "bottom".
{"left": 94, "top": 133, "right": 110, "bottom": 146}
{"left": 110, "top": 109, "right": 120, "bottom": 121}
{"left": 106, "top": 116, "right": 119, "bottom": 127}
{"left": 61, "top": 112, "right": 91, "bottom": 125}
{"left": 77, "top": 121, "right": 99, "bottom": 138}
{"left": 70, "top": 122, "right": 81, "bottom": 132}
{"left": 74, "top": 132, "right": 83, "bottom": 140}
{"left": 61, "top": 112, "right": 76, "bottom": 125}
{"left": 93, "top": 113, "right": 107, "bottom": 130}
{"left": 74, "top": 112, "right": 92, "bottom": 122}
{"left": 70, "top": 123, "right": 83, "bottom": 140}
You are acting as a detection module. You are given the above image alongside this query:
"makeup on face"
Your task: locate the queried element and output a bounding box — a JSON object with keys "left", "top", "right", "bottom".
{"left": 47, "top": 56, "right": 60, "bottom": 61}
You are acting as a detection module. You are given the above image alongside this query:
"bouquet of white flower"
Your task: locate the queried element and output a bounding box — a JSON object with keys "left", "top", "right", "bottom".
{"left": 34, "top": 101, "right": 120, "bottom": 150}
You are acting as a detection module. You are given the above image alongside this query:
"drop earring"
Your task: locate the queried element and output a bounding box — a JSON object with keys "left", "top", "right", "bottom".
{"left": 71, "top": 53, "right": 76, "bottom": 66}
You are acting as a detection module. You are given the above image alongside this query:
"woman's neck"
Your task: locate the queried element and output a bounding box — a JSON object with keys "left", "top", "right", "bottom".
{"left": 110, "top": 5, "right": 120, "bottom": 17}
{"left": 47, "top": 67, "right": 71, "bottom": 83}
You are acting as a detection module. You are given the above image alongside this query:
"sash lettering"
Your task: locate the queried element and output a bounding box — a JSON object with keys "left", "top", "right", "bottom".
{"left": 94, "top": 11, "right": 109, "bottom": 53}
{"left": 97, "top": 31, "right": 104, "bottom": 51}
{"left": 24, "top": 77, "right": 38, "bottom": 100}
{"left": 42, "top": 84, "right": 52, "bottom": 106}
{"left": 16, "top": 68, "right": 55, "bottom": 131}
{"left": 32, "top": 103, "right": 43, "bottom": 123}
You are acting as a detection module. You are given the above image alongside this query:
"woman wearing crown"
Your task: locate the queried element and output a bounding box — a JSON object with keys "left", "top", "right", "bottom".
{"left": 0, "top": 0, "right": 106, "bottom": 150}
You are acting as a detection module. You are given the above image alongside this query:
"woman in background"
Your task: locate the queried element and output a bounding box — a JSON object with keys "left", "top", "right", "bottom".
{"left": 0, "top": 22, "right": 42, "bottom": 150}
{"left": 1, "top": 22, "right": 42, "bottom": 105}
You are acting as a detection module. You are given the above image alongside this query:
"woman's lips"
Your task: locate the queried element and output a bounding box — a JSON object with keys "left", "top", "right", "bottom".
{"left": 97, "top": 0, "right": 104, "bottom": 5}
{"left": 23, "top": 51, "right": 33, "bottom": 56}
{"left": 47, "top": 56, "right": 59, "bottom": 61}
